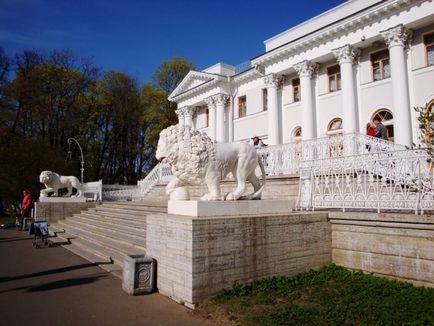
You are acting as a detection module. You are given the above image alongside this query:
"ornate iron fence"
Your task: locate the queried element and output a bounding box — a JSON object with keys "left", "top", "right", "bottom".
{"left": 296, "top": 149, "right": 434, "bottom": 214}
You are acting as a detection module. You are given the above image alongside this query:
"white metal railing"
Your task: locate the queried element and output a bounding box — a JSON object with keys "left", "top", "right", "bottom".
{"left": 82, "top": 180, "right": 102, "bottom": 201}
{"left": 255, "top": 133, "right": 406, "bottom": 176}
{"left": 137, "top": 163, "right": 173, "bottom": 196}
{"left": 102, "top": 184, "right": 142, "bottom": 201}
{"left": 296, "top": 149, "right": 434, "bottom": 214}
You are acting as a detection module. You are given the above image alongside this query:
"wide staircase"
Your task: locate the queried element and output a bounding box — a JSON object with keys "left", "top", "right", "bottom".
{"left": 47, "top": 175, "right": 300, "bottom": 277}
{"left": 49, "top": 200, "right": 167, "bottom": 278}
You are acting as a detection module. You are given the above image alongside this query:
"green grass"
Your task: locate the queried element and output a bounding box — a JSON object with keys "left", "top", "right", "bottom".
{"left": 0, "top": 216, "right": 17, "bottom": 225}
{"left": 203, "top": 264, "right": 434, "bottom": 325}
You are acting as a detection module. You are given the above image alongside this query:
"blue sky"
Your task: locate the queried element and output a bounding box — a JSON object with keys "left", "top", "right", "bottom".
{"left": 1, "top": 0, "right": 345, "bottom": 83}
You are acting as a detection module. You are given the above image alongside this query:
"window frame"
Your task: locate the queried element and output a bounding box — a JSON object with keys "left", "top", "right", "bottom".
{"left": 262, "top": 88, "right": 268, "bottom": 111}
{"left": 327, "top": 64, "right": 341, "bottom": 92}
{"left": 292, "top": 78, "right": 300, "bottom": 103}
{"left": 238, "top": 95, "right": 247, "bottom": 118}
{"left": 326, "top": 117, "right": 343, "bottom": 136}
{"left": 423, "top": 31, "right": 434, "bottom": 67}
{"left": 371, "top": 48, "right": 390, "bottom": 82}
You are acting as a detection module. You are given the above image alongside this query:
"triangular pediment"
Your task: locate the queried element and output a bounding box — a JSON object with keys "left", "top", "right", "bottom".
{"left": 169, "top": 71, "right": 220, "bottom": 101}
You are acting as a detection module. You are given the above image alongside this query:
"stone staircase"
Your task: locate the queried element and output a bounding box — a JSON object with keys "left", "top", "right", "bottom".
{"left": 49, "top": 201, "right": 167, "bottom": 278}
{"left": 47, "top": 175, "right": 299, "bottom": 278}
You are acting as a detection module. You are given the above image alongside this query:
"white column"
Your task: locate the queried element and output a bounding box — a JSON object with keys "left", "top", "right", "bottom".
{"left": 333, "top": 44, "right": 361, "bottom": 134}
{"left": 228, "top": 97, "right": 234, "bottom": 142}
{"left": 213, "top": 94, "right": 229, "bottom": 142}
{"left": 263, "top": 74, "right": 283, "bottom": 145}
{"left": 183, "top": 106, "right": 196, "bottom": 127}
{"left": 294, "top": 60, "right": 319, "bottom": 140}
{"left": 175, "top": 108, "right": 185, "bottom": 126}
{"left": 204, "top": 97, "right": 216, "bottom": 140}
{"left": 381, "top": 24, "right": 413, "bottom": 147}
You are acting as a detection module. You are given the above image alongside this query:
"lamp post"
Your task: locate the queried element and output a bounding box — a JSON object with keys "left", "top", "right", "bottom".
{"left": 67, "top": 138, "right": 84, "bottom": 183}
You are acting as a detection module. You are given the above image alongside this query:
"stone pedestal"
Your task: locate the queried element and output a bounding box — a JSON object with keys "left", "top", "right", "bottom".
{"left": 145, "top": 211, "right": 331, "bottom": 308}
{"left": 35, "top": 201, "right": 97, "bottom": 224}
{"left": 168, "top": 199, "right": 293, "bottom": 217}
{"left": 122, "top": 255, "right": 156, "bottom": 295}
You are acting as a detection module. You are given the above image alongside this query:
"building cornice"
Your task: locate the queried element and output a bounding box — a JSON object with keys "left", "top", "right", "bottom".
{"left": 252, "top": 0, "right": 422, "bottom": 67}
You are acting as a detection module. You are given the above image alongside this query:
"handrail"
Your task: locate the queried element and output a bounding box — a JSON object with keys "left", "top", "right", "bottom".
{"left": 138, "top": 163, "right": 173, "bottom": 196}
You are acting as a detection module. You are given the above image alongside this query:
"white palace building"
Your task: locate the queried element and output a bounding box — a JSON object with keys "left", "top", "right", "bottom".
{"left": 169, "top": 0, "right": 434, "bottom": 148}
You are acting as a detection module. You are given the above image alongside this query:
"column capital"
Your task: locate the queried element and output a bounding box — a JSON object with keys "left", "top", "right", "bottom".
{"left": 262, "top": 73, "right": 283, "bottom": 88}
{"left": 381, "top": 24, "right": 412, "bottom": 49}
{"left": 183, "top": 106, "right": 197, "bottom": 117}
{"left": 333, "top": 44, "right": 361, "bottom": 65}
{"left": 293, "top": 60, "right": 319, "bottom": 79}
{"left": 212, "top": 94, "right": 230, "bottom": 106}
{"left": 175, "top": 108, "right": 184, "bottom": 118}
{"left": 204, "top": 96, "right": 216, "bottom": 109}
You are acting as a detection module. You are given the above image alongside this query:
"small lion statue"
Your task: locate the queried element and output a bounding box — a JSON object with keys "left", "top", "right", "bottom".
{"left": 155, "top": 125, "right": 265, "bottom": 201}
{"left": 39, "top": 170, "right": 82, "bottom": 197}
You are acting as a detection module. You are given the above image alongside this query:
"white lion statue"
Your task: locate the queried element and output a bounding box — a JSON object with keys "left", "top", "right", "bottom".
{"left": 39, "top": 170, "right": 82, "bottom": 197}
{"left": 155, "top": 125, "right": 265, "bottom": 201}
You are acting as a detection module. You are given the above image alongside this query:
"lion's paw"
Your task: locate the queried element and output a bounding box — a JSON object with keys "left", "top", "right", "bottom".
{"left": 225, "top": 193, "right": 236, "bottom": 201}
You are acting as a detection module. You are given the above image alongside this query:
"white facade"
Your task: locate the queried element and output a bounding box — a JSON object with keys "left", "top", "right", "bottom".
{"left": 169, "top": 0, "right": 434, "bottom": 147}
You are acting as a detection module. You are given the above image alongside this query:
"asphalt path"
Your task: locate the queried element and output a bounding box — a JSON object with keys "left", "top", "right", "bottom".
{"left": 0, "top": 228, "right": 211, "bottom": 326}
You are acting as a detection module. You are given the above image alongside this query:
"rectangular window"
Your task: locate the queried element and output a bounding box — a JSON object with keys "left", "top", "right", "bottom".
{"left": 205, "top": 107, "right": 209, "bottom": 127}
{"left": 238, "top": 95, "right": 247, "bottom": 118}
{"left": 371, "top": 49, "right": 390, "bottom": 81}
{"left": 262, "top": 89, "right": 268, "bottom": 111}
{"left": 327, "top": 65, "right": 341, "bottom": 92}
{"left": 292, "top": 78, "right": 300, "bottom": 102}
{"left": 424, "top": 32, "right": 434, "bottom": 66}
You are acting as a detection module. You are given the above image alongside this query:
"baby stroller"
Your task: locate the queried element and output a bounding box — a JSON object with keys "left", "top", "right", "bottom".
{"left": 32, "top": 220, "right": 50, "bottom": 248}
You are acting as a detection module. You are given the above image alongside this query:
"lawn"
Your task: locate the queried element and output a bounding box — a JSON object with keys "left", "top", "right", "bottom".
{"left": 0, "top": 216, "right": 17, "bottom": 226}
{"left": 200, "top": 264, "right": 434, "bottom": 325}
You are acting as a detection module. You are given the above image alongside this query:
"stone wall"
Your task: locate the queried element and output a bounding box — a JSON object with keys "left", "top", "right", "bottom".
{"left": 145, "top": 212, "right": 331, "bottom": 307}
{"left": 35, "top": 202, "right": 98, "bottom": 224}
{"left": 144, "top": 175, "right": 300, "bottom": 202}
{"left": 329, "top": 212, "right": 434, "bottom": 288}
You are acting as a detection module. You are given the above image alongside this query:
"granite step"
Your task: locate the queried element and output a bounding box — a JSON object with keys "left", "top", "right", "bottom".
{"left": 67, "top": 215, "right": 146, "bottom": 239}
{"left": 76, "top": 211, "right": 147, "bottom": 229}
{"left": 55, "top": 219, "right": 146, "bottom": 251}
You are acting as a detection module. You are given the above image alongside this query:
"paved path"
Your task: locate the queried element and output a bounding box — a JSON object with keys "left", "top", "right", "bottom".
{"left": 0, "top": 229, "right": 211, "bottom": 326}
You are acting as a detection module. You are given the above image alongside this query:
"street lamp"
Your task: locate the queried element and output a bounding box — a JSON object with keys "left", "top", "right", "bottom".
{"left": 67, "top": 138, "right": 84, "bottom": 183}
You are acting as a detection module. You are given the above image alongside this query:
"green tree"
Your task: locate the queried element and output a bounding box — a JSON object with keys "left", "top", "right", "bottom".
{"left": 141, "top": 57, "right": 194, "bottom": 170}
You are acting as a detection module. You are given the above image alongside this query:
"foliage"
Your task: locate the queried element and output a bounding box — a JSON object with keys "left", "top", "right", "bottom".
{"left": 204, "top": 264, "right": 434, "bottom": 326}
{"left": 414, "top": 104, "right": 434, "bottom": 148}
{"left": 0, "top": 46, "right": 194, "bottom": 205}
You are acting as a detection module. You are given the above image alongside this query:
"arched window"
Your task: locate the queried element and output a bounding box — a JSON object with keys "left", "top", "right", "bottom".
{"left": 371, "top": 109, "right": 394, "bottom": 141}
{"left": 423, "top": 100, "right": 434, "bottom": 145}
{"left": 292, "top": 126, "right": 302, "bottom": 142}
{"left": 327, "top": 118, "right": 343, "bottom": 135}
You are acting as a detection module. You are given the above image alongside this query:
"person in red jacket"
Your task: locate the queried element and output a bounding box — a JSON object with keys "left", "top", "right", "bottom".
{"left": 19, "top": 190, "right": 32, "bottom": 229}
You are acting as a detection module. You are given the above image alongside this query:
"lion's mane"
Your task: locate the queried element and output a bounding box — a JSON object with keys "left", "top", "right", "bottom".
{"left": 39, "top": 170, "right": 61, "bottom": 187}
{"left": 158, "top": 125, "right": 215, "bottom": 185}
